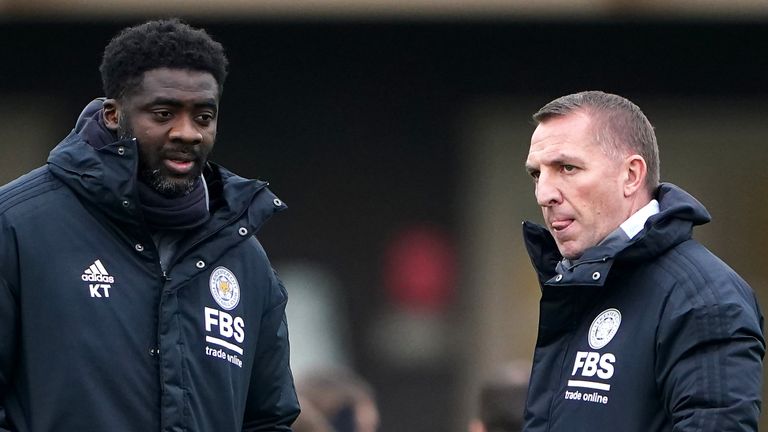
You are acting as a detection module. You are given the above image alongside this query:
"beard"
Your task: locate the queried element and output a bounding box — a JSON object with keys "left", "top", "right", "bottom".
{"left": 118, "top": 114, "right": 202, "bottom": 198}
{"left": 139, "top": 168, "right": 199, "bottom": 198}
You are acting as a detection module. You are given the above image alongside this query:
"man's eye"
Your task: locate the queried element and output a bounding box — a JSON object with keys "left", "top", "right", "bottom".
{"left": 530, "top": 171, "right": 540, "bottom": 180}
{"left": 197, "top": 113, "right": 214, "bottom": 122}
{"left": 562, "top": 165, "right": 576, "bottom": 172}
{"left": 154, "top": 111, "right": 172, "bottom": 119}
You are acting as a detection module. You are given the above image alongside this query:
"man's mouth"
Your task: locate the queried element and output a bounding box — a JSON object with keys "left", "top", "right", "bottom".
{"left": 550, "top": 219, "right": 574, "bottom": 233}
{"left": 163, "top": 158, "right": 196, "bottom": 175}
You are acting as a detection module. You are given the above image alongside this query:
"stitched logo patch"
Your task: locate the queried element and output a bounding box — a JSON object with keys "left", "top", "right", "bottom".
{"left": 588, "top": 308, "right": 621, "bottom": 349}
{"left": 209, "top": 266, "right": 240, "bottom": 310}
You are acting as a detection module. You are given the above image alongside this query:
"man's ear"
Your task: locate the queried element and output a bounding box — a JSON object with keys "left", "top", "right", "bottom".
{"left": 103, "top": 99, "right": 120, "bottom": 131}
{"left": 623, "top": 155, "right": 648, "bottom": 198}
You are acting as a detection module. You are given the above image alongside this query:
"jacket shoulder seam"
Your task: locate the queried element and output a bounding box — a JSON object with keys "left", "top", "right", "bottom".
{"left": 0, "top": 167, "right": 63, "bottom": 214}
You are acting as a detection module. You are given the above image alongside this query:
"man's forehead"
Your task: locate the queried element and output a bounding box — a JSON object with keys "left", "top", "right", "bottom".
{"left": 529, "top": 114, "right": 597, "bottom": 153}
{"left": 526, "top": 144, "right": 589, "bottom": 168}
{"left": 129, "top": 68, "right": 219, "bottom": 105}
{"left": 138, "top": 67, "right": 217, "bottom": 91}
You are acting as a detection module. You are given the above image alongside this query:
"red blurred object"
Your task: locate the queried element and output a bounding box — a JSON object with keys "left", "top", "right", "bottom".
{"left": 383, "top": 225, "right": 456, "bottom": 312}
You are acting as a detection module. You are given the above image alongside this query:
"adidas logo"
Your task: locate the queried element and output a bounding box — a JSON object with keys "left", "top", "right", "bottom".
{"left": 81, "top": 259, "right": 115, "bottom": 284}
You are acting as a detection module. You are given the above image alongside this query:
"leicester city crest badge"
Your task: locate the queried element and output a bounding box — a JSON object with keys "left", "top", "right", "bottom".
{"left": 209, "top": 266, "right": 241, "bottom": 310}
{"left": 588, "top": 308, "right": 622, "bottom": 349}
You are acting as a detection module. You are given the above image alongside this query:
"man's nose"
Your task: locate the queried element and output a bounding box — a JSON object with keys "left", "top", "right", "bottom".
{"left": 169, "top": 116, "right": 203, "bottom": 144}
{"left": 535, "top": 172, "right": 562, "bottom": 207}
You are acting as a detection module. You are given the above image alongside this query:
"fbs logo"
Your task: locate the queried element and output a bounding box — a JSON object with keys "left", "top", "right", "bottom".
{"left": 572, "top": 351, "right": 616, "bottom": 379}
{"left": 81, "top": 259, "right": 115, "bottom": 298}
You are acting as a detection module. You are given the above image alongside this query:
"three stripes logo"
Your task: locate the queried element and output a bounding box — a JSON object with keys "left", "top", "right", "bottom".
{"left": 81, "top": 259, "right": 115, "bottom": 298}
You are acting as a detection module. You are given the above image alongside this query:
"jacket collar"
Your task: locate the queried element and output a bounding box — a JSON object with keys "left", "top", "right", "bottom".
{"left": 523, "top": 183, "right": 711, "bottom": 287}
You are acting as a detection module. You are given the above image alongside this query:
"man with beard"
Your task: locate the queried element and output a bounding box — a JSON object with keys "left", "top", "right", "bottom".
{"left": 521, "top": 91, "right": 764, "bottom": 431}
{"left": 0, "top": 19, "right": 299, "bottom": 431}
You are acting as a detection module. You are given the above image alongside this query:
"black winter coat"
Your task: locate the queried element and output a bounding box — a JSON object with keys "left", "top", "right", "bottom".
{"left": 0, "top": 101, "right": 299, "bottom": 431}
{"left": 522, "top": 183, "right": 765, "bottom": 432}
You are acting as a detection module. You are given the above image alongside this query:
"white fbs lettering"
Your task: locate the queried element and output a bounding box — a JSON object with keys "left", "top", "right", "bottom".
{"left": 572, "top": 351, "right": 615, "bottom": 380}
{"left": 204, "top": 307, "right": 245, "bottom": 367}
{"left": 204, "top": 307, "right": 245, "bottom": 343}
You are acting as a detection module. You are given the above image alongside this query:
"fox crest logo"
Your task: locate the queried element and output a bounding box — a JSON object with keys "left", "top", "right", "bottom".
{"left": 588, "top": 308, "right": 621, "bottom": 349}
{"left": 210, "top": 266, "right": 240, "bottom": 310}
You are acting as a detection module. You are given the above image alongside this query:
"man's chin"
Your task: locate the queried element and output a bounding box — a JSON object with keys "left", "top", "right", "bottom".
{"left": 557, "top": 243, "right": 584, "bottom": 260}
{"left": 159, "top": 177, "right": 199, "bottom": 197}
{"left": 141, "top": 169, "right": 200, "bottom": 198}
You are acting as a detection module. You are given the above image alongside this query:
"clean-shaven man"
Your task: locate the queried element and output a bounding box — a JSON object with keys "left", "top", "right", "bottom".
{"left": 522, "top": 91, "right": 764, "bottom": 431}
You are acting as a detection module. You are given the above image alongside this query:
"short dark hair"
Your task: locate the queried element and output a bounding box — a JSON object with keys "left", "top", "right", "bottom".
{"left": 100, "top": 18, "right": 229, "bottom": 99}
{"left": 533, "top": 91, "right": 660, "bottom": 193}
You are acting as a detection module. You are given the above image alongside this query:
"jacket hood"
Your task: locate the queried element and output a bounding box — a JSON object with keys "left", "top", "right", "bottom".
{"left": 46, "top": 98, "right": 285, "bottom": 235}
{"left": 47, "top": 99, "right": 139, "bottom": 229}
{"left": 622, "top": 183, "right": 710, "bottom": 261}
{"left": 523, "top": 183, "right": 711, "bottom": 286}
{"left": 74, "top": 97, "right": 117, "bottom": 149}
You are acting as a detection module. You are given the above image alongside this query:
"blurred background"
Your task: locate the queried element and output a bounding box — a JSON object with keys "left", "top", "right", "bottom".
{"left": 1, "top": 1, "right": 767, "bottom": 431}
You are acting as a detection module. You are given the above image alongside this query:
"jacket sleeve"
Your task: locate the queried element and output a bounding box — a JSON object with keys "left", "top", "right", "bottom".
{"left": 0, "top": 220, "right": 18, "bottom": 431}
{"left": 242, "top": 269, "right": 300, "bottom": 431}
{"left": 655, "top": 276, "right": 765, "bottom": 431}
{"left": 0, "top": 277, "right": 16, "bottom": 432}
